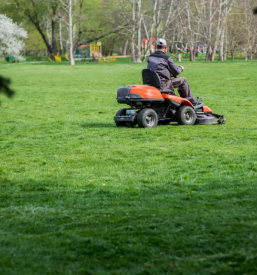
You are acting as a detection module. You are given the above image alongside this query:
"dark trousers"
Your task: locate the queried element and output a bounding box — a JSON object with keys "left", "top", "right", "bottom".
{"left": 161, "top": 78, "right": 194, "bottom": 99}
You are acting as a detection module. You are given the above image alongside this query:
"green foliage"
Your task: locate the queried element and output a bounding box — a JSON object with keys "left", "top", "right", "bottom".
{"left": 24, "top": 28, "right": 47, "bottom": 52}
{"left": 1, "top": 61, "right": 257, "bottom": 274}
{"left": 25, "top": 56, "right": 50, "bottom": 62}
{"left": 2, "top": 0, "right": 129, "bottom": 55}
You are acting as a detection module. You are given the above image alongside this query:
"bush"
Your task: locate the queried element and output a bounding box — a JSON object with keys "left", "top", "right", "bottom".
{"left": 25, "top": 56, "right": 50, "bottom": 62}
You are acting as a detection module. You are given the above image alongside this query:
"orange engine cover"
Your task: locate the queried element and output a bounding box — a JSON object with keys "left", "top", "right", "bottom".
{"left": 203, "top": 106, "right": 213, "bottom": 113}
{"left": 162, "top": 94, "right": 194, "bottom": 107}
{"left": 129, "top": 85, "right": 163, "bottom": 100}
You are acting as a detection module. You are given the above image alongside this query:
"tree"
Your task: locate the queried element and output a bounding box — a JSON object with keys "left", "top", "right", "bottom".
{"left": 11, "top": 0, "right": 57, "bottom": 58}
{"left": 226, "top": 9, "right": 244, "bottom": 60}
{"left": 6, "top": 0, "right": 257, "bottom": 63}
{"left": 130, "top": 0, "right": 136, "bottom": 62}
{"left": 68, "top": 0, "right": 75, "bottom": 65}
{"left": 194, "top": 0, "right": 235, "bottom": 62}
{"left": 240, "top": 0, "right": 257, "bottom": 60}
{"left": 140, "top": 0, "right": 181, "bottom": 62}
{"left": 0, "top": 14, "right": 27, "bottom": 58}
{"left": 58, "top": 0, "right": 75, "bottom": 65}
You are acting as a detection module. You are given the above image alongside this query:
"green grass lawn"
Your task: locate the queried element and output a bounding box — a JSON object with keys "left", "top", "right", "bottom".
{"left": 1, "top": 60, "right": 257, "bottom": 275}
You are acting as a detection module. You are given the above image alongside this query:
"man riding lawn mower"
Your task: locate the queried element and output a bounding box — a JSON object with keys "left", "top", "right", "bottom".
{"left": 114, "top": 39, "right": 226, "bottom": 128}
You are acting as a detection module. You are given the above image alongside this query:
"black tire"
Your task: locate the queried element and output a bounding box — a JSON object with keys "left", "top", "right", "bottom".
{"left": 176, "top": 106, "right": 196, "bottom": 125}
{"left": 115, "top": 108, "right": 127, "bottom": 127}
{"left": 137, "top": 108, "right": 158, "bottom": 128}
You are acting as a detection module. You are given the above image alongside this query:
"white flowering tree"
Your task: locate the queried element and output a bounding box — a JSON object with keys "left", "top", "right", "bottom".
{"left": 0, "top": 14, "right": 27, "bottom": 60}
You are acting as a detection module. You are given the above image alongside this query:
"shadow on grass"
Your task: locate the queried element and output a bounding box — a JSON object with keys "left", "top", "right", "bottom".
{"left": 81, "top": 122, "right": 116, "bottom": 128}
{"left": 1, "top": 175, "right": 257, "bottom": 274}
{"left": 80, "top": 122, "right": 181, "bottom": 129}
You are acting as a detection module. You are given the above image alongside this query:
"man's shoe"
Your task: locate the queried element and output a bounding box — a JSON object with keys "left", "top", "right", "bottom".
{"left": 190, "top": 97, "right": 203, "bottom": 106}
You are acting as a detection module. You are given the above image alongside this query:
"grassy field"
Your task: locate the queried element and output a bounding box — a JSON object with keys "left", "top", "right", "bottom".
{"left": 1, "top": 60, "right": 257, "bottom": 275}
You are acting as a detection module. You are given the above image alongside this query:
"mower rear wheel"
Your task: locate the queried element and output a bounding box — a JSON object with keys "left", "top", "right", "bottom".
{"left": 176, "top": 106, "right": 196, "bottom": 125}
{"left": 115, "top": 108, "right": 128, "bottom": 127}
{"left": 137, "top": 108, "right": 158, "bottom": 128}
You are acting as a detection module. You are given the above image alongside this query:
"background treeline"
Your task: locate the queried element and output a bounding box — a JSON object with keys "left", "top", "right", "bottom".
{"left": 1, "top": 0, "right": 257, "bottom": 62}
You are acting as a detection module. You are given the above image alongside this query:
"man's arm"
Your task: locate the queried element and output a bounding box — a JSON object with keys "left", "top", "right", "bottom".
{"left": 167, "top": 57, "right": 183, "bottom": 76}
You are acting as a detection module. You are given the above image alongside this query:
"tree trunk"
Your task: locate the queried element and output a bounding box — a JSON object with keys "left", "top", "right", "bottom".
{"left": 219, "top": 52, "right": 223, "bottom": 61}
{"left": 122, "top": 40, "right": 128, "bottom": 55}
{"left": 34, "top": 21, "right": 54, "bottom": 59}
{"left": 130, "top": 0, "right": 136, "bottom": 62}
{"left": 177, "top": 52, "right": 181, "bottom": 62}
{"left": 223, "top": 23, "right": 227, "bottom": 61}
{"left": 186, "top": 1, "right": 195, "bottom": 62}
{"left": 46, "top": 20, "right": 51, "bottom": 50}
{"left": 141, "top": 15, "right": 149, "bottom": 62}
{"left": 59, "top": 23, "right": 63, "bottom": 55}
{"left": 73, "top": 23, "right": 76, "bottom": 40}
{"left": 131, "top": 40, "right": 136, "bottom": 62}
{"left": 231, "top": 52, "right": 234, "bottom": 61}
{"left": 69, "top": 0, "right": 75, "bottom": 65}
{"left": 245, "top": 49, "right": 248, "bottom": 61}
{"left": 219, "top": 30, "right": 224, "bottom": 61}
{"left": 207, "top": 41, "right": 217, "bottom": 61}
{"left": 189, "top": 45, "right": 195, "bottom": 62}
{"left": 205, "top": 45, "right": 213, "bottom": 61}
{"left": 205, "top": 0, "right": 213, "bottom": 62}
{"left": 135, "top": 0, "right": 142, "bottom": 63}
{"left": 245, "top": 50, "right": 248, "bottom": 61}
{"left": 211, "top": 49, "right": 216, "bottom": 61}
{"left": 51, "top": 5, "right": 57, "bottom": 55}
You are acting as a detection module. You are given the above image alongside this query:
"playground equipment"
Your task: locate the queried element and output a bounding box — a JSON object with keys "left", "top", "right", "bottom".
{"left": 76, "top": 43, "right": 102, "bottom": 59}
{"left": 54, "top": 53, "right": 61, "bottom": 61}
{"left": 98, "top": 57, "right": 116, "bottom": 62}
{"left": 142, "top": 38, "right": 156, "bottom": 55}
{"left": 76, "top": 42, "right": 118, "bottom": 62}
{"left": 76, "top": 45, "right": 90, "bottom": 58}
{"left": 198, "top": 44, "right": 207, "bottom": 54}
{"left": 47, "top": 53, "right": 63, "bottom": 62}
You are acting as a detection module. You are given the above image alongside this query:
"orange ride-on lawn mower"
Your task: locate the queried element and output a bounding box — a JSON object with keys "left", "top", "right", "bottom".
{"left": 114, "top": 69, "right": 226, "bottom": 128}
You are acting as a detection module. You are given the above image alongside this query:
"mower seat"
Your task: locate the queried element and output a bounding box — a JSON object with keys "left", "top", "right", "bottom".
{"left": 142, "top": 69, "right": 176, "bottom": 95}
{"left": 142, "top": 69, "right": 161, "bottom": 88}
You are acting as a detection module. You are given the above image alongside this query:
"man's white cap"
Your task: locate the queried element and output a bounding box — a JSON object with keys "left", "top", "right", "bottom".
{"left": 157, "top": 38, "right": 167, "bottom": 46}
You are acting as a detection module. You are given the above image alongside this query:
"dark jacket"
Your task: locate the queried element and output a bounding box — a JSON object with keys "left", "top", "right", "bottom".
{"left": 147, "top": 50, "right": 183, "bottom": 80}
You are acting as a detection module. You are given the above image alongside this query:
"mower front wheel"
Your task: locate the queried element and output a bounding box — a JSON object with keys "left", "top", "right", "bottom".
{"left": 137, "top": 108, "right": 158, "bottom": 128}
{"left": 176, "top": 106, "right": 196, "bottom": 125}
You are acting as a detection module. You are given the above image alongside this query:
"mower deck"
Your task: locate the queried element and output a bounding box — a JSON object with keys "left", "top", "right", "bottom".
{"left": 114, "top": 111, "right": 226, "bottom": 126}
